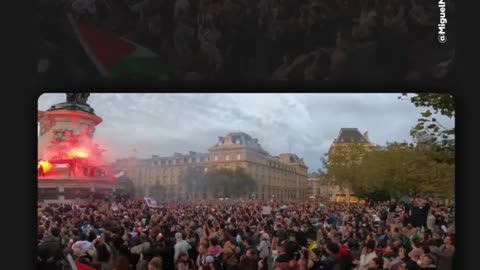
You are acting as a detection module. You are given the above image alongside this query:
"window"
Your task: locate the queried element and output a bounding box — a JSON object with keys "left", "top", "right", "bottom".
{"left": 197, "top": 158, "right": 201, "bottom": 163}
{"left": 237, "top": 154, "right": 241, "bottom": 160}
{"left": 189, "top": 158, "right": 192, "bottom": 163}
{"left": 214, "top": 156, "right": 218, "bottom": 161}
{"left": 226, "top": 155, "right": 230, "bottom": 161}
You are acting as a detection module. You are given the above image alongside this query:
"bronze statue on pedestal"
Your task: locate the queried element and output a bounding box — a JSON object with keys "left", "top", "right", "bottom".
{"left": 66, "top": 93, "right": 90, "bottom": 104}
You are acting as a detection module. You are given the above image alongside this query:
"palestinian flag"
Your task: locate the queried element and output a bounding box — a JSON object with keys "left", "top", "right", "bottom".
{"left": 67, "top": 13, "right": 168, "bottom": 79}
{"left": 114, "top": 170, "right": 125, "bottom": 179}
{"left": 67, "top": 254, "right": 96, "bottom": 270}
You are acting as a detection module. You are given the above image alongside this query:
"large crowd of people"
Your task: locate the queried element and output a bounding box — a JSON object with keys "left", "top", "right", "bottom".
{"left": 37, "top": 0, "right": 455, "bottom": 81}
{"left": 38, "top": 194, "right": 455, "bottom": 270}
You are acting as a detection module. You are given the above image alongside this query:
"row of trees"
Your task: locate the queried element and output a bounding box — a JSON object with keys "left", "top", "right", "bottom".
{"left": 325, "top": 142, "right": 454, "bottom": 199}
{"left": 120, "top": 167, "right": 257, "bottom": 200}
{"left": 325, "top": 93, "right": 455, "bottom": 200}
{"left": 181, "top": 166, "right": 257, "bottom": 199}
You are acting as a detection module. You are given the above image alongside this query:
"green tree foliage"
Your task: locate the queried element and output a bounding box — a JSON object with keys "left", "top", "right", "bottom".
{"left": 326, "top": 143, "right": 454, "bottom": 199}
{"left": 203, "top": 168, "right": 230, "bottom": 197}
{"left": 180, "top": 167, "right": 257, "bottom": 198}
{"left": 202, "top": 167, "right": 257, "bottom": 198}
{"left": 356, "top": 189, "right": 391, "bottom": 202}
{"left": 230, "top": 167, "right": 257, "bottom": 197}
{"left": 401, "top": 93, "right": 455, "bottom": 153}
{"left": 152, "top": 180, "right": 165, "bottom": 200}
{"left": 325, "top": 143, "right": 370, "bottom": 191}
{"left": 180, "top": 167, "right": 205, "bottom": 199}
{"left": 180, "top": 167, "right": 256, "bottom": 198}
{"left": 122, "top": 177, "right": 136, "bottom": 198}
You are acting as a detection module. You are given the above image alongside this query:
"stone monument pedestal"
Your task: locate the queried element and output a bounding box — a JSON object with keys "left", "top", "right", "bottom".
{"left": 38, "top": 96, "right": 123, "bottom": 202}
{"left": 38, "top": 102, "right": 102, "bottom": 159}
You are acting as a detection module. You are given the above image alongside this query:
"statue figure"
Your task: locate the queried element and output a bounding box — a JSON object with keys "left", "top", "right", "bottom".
{"left": 66, "top": 93, "right": 76, "bottom": 103}
{"left": 66, "top": 93, "right": 90, "bottom": 104}
{"left": 76, "top": 93, "right": 90, "bottom": 104}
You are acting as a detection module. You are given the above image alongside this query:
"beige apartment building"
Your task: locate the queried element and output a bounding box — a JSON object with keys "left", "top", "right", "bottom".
{"left": 112, "top": 132, "right": 309, "bottom": 200}
{"left": 112, "top": 151, "right": 209, "bottom": 200}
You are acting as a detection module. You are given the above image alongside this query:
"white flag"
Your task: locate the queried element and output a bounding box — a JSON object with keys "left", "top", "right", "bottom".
{"left": 55, "top": 163, "right": 69, "bottom": 168}
{"left": 144, "top": 197, "right": 160, "bottom": 208}
{"left": 114, "top": 171, "right": 125, "bottom": 178}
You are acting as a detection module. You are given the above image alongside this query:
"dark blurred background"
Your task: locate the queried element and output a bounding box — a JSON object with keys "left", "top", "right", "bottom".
{"left": 34, "top": 0, "right": 456, "bottom": 82}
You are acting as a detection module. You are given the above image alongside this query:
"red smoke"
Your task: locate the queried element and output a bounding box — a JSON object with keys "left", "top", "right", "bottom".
{"left": 38, "top": 130, "right": 112, "bottom": 179}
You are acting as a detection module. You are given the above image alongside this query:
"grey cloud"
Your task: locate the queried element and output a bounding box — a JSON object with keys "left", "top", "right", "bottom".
{"left": 38, "top": 93, "right": 454, "bottom": 172}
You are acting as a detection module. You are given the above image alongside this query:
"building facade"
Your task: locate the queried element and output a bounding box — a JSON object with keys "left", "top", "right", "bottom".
{"left": 112, "top": 132, "right": 309, "bottom": 200}
{"left": 112, "top": 151, "right": 209, "bottom": 200}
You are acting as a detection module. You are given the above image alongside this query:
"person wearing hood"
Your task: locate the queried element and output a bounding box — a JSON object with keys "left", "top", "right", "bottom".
{"left": 317, "top": 242, "right": 341, "bottom": 270}
{"left": 38, "top": 226, "right": 64, "bottom": 267}
{"left": 92, "top": 239, "right": 113, "bottom": 270}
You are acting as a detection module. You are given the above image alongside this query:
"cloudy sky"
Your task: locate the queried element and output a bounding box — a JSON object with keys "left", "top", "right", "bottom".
{"left": 38, "top": 93, "right": 454, "bottom": 172}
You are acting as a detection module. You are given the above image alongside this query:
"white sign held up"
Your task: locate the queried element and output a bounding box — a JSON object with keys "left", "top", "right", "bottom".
{"left": 144, "top": 197, "right": 161, "bottom": 208}
{"left": 262, "top": 206, "right": 272, "bottom": 215}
